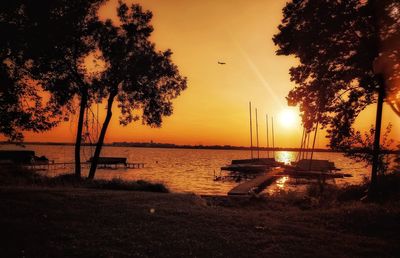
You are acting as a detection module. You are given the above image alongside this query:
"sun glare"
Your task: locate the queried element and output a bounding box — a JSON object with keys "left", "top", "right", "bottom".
{"left": 279, "top": 109, "right": 299, "bottom": 128}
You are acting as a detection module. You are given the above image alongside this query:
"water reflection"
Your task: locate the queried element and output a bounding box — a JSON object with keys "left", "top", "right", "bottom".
{"left": 276, "top": 176, "right": 289, "bottom": 190}
{"left": 0, "top": 145, "right": 371, "bottom": 195}
{"left": 275, "top": 151, "right": 295, "bottom": 165}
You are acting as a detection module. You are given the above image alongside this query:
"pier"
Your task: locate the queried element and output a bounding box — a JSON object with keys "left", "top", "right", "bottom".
{"left": 24, "top": 162, "right": 145, "bottom": 171}
{"left": 228, "top": 168, "right": 283, "bottom": 196}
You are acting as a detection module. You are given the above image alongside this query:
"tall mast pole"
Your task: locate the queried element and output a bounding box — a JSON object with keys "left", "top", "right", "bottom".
{"left": 296, "top": 127, "right": 305, "bottom": 162}
{"left": 306, "top": 131, "right": 311, "bottom": 160}
{"left": 272, "top": 116, "right": 275, "bottom": 158}
{"left": 308, "top": 122, "right": 319, "bottom": 171}
{"left": 266, "top": 114, "right": 269, "bottom": 158}
{"left": 302, "top": 133, "right": 305, "bottom": 160}
{"left": 302, "top": 132, "right": 308, "bottom": 160}
{"left": 256, "top": 108, "right": 259, "bottom": 159}
{"left": 249, "top": 102, "right": 253, "bottom": 159}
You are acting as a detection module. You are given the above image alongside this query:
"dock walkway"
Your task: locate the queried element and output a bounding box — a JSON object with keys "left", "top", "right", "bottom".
{"left": 228, "top": 168, "right": 283, "bottom": 196}
{"left": 23, "top": 162, "right": 145, "bottom": 170}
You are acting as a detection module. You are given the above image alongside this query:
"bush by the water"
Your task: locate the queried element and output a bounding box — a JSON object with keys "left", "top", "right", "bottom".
{"left": 305, "top": 171, "right": 400, "bottom": 203}
{"left": 0, "top": 168, "right": 169, "bottom": 193}
{"left": 260, "top": 172, "right": 400, "bottom": 210}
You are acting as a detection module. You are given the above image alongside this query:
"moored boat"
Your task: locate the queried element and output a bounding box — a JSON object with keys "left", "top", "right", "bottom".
{"left": 221, "top": 158, "right": 283, "bottom": 173}
{"left": 282, "top": 159, "right": 351, "bottom": 178}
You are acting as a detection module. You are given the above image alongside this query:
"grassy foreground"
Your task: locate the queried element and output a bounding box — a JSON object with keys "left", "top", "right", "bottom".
{"left": 0, "top": 186, "right": 399, "bottom": 257}
{"left": 0, "top": 167, "right": 169, "bottom": 193}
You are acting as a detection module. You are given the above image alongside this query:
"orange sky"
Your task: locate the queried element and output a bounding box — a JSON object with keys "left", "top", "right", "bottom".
{"left": 22, "top": 0, "right": 400, "bottom": 148}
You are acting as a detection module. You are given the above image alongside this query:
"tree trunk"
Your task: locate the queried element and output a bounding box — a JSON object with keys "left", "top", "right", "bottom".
{"left": 369, "top": 76, "right": 385, "bottom": 194}
{"left": 87, "top": 92, "right": 117, "bottom": 179}
{"left": 74, "top": 87, "right": 88, "bottom": 178}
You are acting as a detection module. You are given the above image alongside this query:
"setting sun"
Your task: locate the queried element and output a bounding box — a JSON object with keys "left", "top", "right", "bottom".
{"left": 1, "top": 1, "right": 400, "bottom": 256}
{"left": 278, "top": 109, "right": 299, "bottom": 128}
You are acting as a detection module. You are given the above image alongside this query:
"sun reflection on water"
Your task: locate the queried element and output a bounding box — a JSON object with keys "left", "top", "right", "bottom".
{"left": 275, "top": 151, "right": 295, "bottom": 165}
{"left": 265, "top": 175, "right": 291, "bottom": 195}
{"left": 276, "top": 176, "right": 289, "bottom": 190}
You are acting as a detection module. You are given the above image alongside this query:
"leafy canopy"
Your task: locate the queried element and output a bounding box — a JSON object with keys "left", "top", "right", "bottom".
{"left": 96, "top": 2, "right": 187, "bottom": 127}
{"left": 0, "top": 0, "right": 105, "bottom": 141}
{"left": 273, "top": 0, "right": 399, "bottom": 148}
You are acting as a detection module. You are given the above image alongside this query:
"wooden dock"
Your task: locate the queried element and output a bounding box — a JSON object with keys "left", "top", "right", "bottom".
{"left": 23, "top": 162, "right": 144, "bottom": 170}
{"left": 97, "top": 162, "right": 144, "bottom": 169}
{"left": 228, "top": 168, "right": 283, "bottom": 196}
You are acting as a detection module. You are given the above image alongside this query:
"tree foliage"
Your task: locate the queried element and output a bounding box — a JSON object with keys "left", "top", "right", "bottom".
{"left": 1, "top": 0, "right": 106, "bottom": 177}
{"left": 0, "top": 0, "right": 105, "bottom": 140}
{"left": 338, "top": 124, "right": 394, "bottom": 175}
{"left": 88, "top": 2, "right": 187, "bottom": 179}
{"left": 1, "top": 1, "right": 186, "bottom": 179}
{"left": 0, "top": 1, "right": 65, "bottom": 141}
{"left": 98, "top": 3, "right": 187, "bottom": 127}
{"left": 273, "top": 0, "right": 399, "bottom": 147}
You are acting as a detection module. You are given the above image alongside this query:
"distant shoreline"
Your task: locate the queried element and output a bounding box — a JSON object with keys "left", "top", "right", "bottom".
{"left": 0, "top": 141, "right": 338, "bottom": 152}
{"left": 2, "top": 141, "right": 399, "bottom": 154}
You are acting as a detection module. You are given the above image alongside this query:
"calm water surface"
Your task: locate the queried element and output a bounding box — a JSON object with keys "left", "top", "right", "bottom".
{"left": 2, "top": 145, "right": 372, "bottom": 195}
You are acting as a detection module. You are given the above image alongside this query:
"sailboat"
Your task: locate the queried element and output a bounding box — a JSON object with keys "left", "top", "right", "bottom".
{"left": 282, "top": 124, "right": 351, "bottom": 178}
{"left": 221, "top": 103, "right": 282, "bottom": 173}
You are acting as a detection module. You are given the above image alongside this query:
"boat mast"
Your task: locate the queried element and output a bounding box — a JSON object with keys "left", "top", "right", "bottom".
{"left": 272, "top": 116, "right": 275, "bottom": 158}
{"left": 305, "top": 132, "right": 309, "bottom": 160}
{"left": 308, "top": 122, "right": 319, "bottom": 171}
{"left": 249, "top": 102, "right": 253, "bottom": 159}
{"left": 255, "top": 108, "right": 259, "bottom": 159}
{"left": 296, "top": 127, "right": 305, "bottom": 162}
{"left": 305, "top": 132, "right": 310, "bottom": 160}
{"left": 266, "top": 114, "right": 269, "bottom": 158}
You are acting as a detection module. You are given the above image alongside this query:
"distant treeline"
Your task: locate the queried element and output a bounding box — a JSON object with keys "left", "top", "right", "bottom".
{"left": 110, "top": 142, "right": 340, "bottom": 152}
{"left": 1, "top": 141, "right": 399, "bottom": 154}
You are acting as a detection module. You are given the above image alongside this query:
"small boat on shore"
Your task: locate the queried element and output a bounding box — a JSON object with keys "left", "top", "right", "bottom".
{"left": 282, "top": 159, "right": 351, "bottom": 178}
{"left": 221, "top": 158, "right": 283, "bottom": 173}
{"left": 288, "top": 159, "right": 339, "bottom": 172}
{"left": 230, "top": 158, "right": 277, "bottom": 165}
{"left": 222, "top": 103, "right": 281, "bottom": 173}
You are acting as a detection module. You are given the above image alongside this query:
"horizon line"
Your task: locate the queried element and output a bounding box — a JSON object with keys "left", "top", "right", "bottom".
{"left": 0, "top": 140, "right": 338, "bottom": 152}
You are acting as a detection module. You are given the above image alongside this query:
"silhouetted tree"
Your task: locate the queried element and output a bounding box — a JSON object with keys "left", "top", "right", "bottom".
{"left": 87, "top": 3, "right": 187, "bottom": 179}
{"left": 273, "top": 0, "right": 399, "bottom": 191}
{"left": 0, "top": 0, "right": 106, "bottom": 177}
{"left": 29, "top": 0, "right": 106, "bottom": 178}
{"left": 0, "top": 63, "right": 56, "bottom": 142}
{"left": 0, "top": 1, "right": 65, "bottom": 142}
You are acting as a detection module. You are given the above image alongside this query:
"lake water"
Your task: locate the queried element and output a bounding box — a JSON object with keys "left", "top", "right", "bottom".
{"left": 1, "top": 144, "right": 374, "bottom": 195}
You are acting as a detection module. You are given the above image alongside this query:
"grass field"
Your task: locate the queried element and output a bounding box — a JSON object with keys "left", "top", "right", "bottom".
{"left": 1, "top": 186, "right": 399, "bottom": 257}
